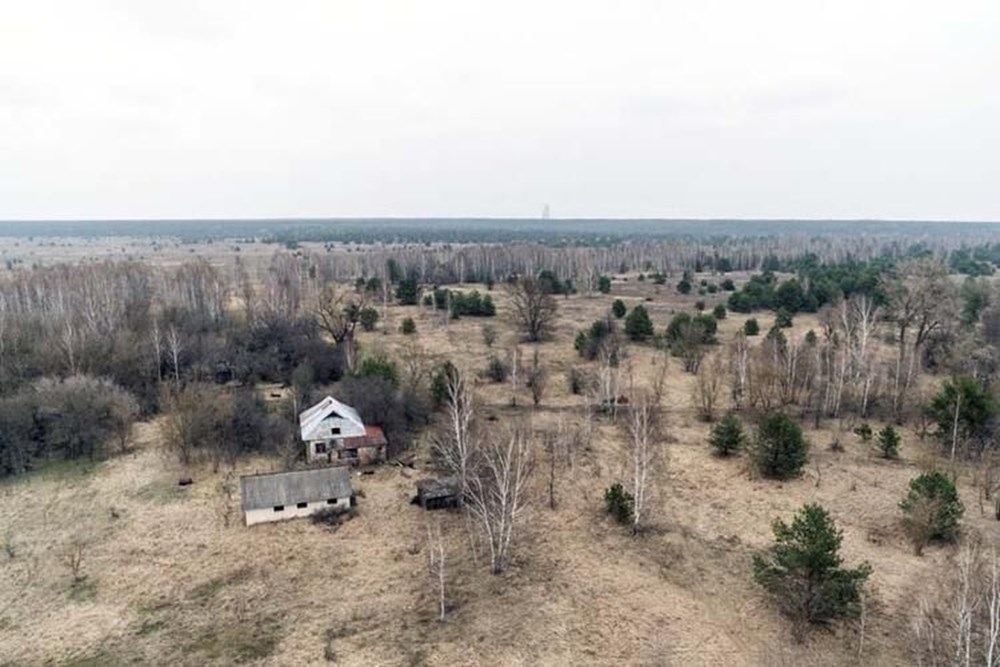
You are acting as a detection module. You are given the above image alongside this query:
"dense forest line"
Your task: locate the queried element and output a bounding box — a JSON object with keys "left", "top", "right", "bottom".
{"left": 2, "top": 218, "right": 1000, "bottom": 245}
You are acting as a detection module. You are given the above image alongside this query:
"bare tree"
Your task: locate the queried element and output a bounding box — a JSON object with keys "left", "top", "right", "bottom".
{"left": 883, "top": 259, "right": 958, "bottom": 422}
{"left": 235, "top": 256, "right": 257, "bottom": 326}
{"left": 466, "top": 427, "right": 534, "bottom": 574}
{"left": 216, "top": 471, "right": 237, "bottom": 528}
{"left": 651, "top": 348, "right": 671, "bottom": 406}
{"left": 432, "top": 366, "right": 476, "bottom": 494}
{"left": 911, "top": 541, "right": 1000, "bottom": 667}
{"left": 509, "top": 345, "right": 521, "bottom": 406}
{"left": 850, "top": 295, "right": 881, "bottom": 417}
{"left": 544, "top": 431, "right": 558, "bottom": 510}
{"left": 58, "top": 319, "right": 78, "bottom": 376}
{"left": 398, "top": 340, "right": 433, "bottom": 395}
{"left": 150, "top": 317, "right": 163, "bottom": 383}
{"left": 528, "top": 348, "right": 548, "bottom": 407}
{"left": 62, "top": 535, "right": 88, "bottom": 584}
{"left": 108, "top": 389, "right": 139, "bottom": 454}
{"left": 166, "top": 324, "right": 183, "bottom": 384}
{"left": 314, "top": 284, "right": 366, "bottom": 372}
{"left": 625, "top": 392, "right": 661, "bottom": 533}
{"left": 161, "top": 384, "right": 231, "bottom": 466}
{"left": 507, "top": 277, "right": 558, "bottom": 342}
{"left": 381, "top": 275, "right": 392, "bottom": 332}
{"left": 426, "top": 519, "right": 447, "bottom": 622}
{"left": 730, "top": 331, "right": 750, "bottom": 411}
{"left": 694, "top": 352, "right": 725, "bottom": 421}
{"left": 597, "top": 342, "right": 621, "bottom": 419}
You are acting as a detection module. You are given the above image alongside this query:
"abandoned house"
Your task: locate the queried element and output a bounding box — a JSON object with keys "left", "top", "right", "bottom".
{"left": 416, "top": 477, "right": 461, "bottom": 510}
{"left": 299, "top": 396, "right": 388, "bottom": 465}
{"left": 240, "top": 466, "right": 353, "bottom": 526}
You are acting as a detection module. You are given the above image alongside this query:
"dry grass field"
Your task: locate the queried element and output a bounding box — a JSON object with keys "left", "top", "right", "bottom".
{"left": 0, "top": 269, "right": 990, "bottom": 666}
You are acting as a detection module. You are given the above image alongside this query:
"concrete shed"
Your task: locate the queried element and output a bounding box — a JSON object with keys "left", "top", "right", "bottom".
{"left": 240, "top": 467, "right": 353, "bottom": 526}
{"left": 416, "top": 477, "right": 461, "bottom": 510}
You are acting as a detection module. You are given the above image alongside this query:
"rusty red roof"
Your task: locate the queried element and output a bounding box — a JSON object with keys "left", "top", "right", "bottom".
{"left": 341, "top": 425, "right": 387, "bottom": 449}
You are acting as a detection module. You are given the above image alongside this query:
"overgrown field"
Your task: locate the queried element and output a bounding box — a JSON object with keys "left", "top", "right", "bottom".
{"left": 2, "top": 267, "right": 995, "bottom": 666}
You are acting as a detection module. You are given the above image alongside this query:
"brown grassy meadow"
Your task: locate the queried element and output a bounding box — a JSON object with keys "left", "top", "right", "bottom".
{"left": 0, "top": 267, "right": 988, "bottom": 666}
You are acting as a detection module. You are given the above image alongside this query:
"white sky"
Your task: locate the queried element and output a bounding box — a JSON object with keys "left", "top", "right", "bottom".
{"left": 1, "top": 1, "right": 998, "bottom": 220}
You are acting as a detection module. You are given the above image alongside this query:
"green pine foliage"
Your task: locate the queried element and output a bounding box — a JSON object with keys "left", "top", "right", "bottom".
{"left": 927, "top": 376, "right": 999, "bottom": 453}
{"left": 359, "top": 307, "right": 380, "bottom": 332}
{"left": 604, "top": 483, "right": 635, "bottom": 526}
{"left": 611, "top": 299, "right": 627, "bottom": 319}
{"left": 356, "top": 355, "right": 399, "bottom": 388}
{"left": 665, "top": 313, "right": 718, "bottom": 345}
{"left": 624, "top": 305, "right": 655, "bottom": 342}
{"left": 753, "top": 503, "right": 871, "bottom": 625}
{"left": 752, "top": 413, "right": 809, "bottom": 479}
{"left": 900, "top": 471, "right": 964, "bottom": 554}
{"left": 430, "top": 361, "right": 459, "bottom": 408}
{"left": 709, "top": 413, "right": 745, "bottom": 457}
{"left": 395, "top": 277, "right": 421, "bottom": 305}
{"left": 853, "top": 423, "right": 873, "bottom": 442}
{"left": 575, "top": 318, "right": 619, "bottom": 361}
{"left": 876, "top": 425, "right": 900, "bottom": 459}
{"left": 744, "top": 318, "right": 760, "bottom": 336}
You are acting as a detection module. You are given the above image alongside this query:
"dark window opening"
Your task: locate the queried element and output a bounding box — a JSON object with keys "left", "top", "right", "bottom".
{"left": 315, "top": 442, "right": 327, "bottom": 454}
{"left": 327, "top": 498, "right": 338, "bottom": 505}
{"left": 273, "top": 505, "right": 284, "bottom": 512}
{"left": 331, "top": 427, "right": 341, "bottom": 435}
{"left": 296, "top": 501, "right": 308, "bottom": 509}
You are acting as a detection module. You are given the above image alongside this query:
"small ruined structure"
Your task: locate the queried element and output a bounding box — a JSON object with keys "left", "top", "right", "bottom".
{"left": 299, "top": 396, "right": 387, "bottom": 465}
{"left": 416, "top": 477, "right": 461, "bottom": 510}
{"left": 240, "top": 467, "right": 352, "bottom": 526}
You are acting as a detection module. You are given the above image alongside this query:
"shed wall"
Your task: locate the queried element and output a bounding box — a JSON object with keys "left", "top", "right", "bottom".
{"left": 244, "top": 496, "right": 350, "bottom": 526}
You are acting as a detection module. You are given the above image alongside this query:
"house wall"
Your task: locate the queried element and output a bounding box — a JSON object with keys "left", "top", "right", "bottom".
{"left": 306, "top": 441, "right": 384, "bottom": 466}
{"left": 306, "top": 440, "right": 334, "bottom": 463}
{"left": 315, "top": 415, "right": 365, "bottom": 439}
{"left": 244, "top": 496, "right": 350, "bottom": 526}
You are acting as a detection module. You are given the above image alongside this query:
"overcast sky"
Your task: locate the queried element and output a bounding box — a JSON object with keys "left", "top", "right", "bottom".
{"left": 1, "top": 1, "right": 998, "bottom": 221}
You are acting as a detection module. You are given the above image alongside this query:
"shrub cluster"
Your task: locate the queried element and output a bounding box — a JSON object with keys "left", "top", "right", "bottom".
{"left": 575, "top": 318, "right": 621, "bottom": 361}
{"left": 432, "top": 288, "right": 496, "bottom": 318}
{"left": 604, "top": 483, "right": 635, "bottom": 525}
{"left": 0, "top": 376, "right": 138, "bottom": 476}
{"left": 900, "top": 471, "right": 964, "bottom": 554}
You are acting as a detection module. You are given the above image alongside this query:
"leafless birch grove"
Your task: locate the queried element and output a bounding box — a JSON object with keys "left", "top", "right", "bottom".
{"left": 465, "top": 428, "right": 534, "bottom": 574}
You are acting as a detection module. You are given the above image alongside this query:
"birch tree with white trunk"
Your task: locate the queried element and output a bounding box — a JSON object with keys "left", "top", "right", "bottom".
{"left": 466, "top": 427, "right": 533, "bottom": 575}
{"left": 625, "top": 391, "right": 661, "bottom": 534}
{"left": 432, "top": 366, "right": 476, "bottom": 495}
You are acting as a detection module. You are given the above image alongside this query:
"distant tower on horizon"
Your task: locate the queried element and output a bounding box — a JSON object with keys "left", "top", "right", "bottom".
{"left": 541, "top": 204, "right": 550, "bottom": 220}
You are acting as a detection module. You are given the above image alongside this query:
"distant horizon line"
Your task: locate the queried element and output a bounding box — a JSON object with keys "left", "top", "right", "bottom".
{"left": 2, "top": 216, "right": 999, "bottom": 224}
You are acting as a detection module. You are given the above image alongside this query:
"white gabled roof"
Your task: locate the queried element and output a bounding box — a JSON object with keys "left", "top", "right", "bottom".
{"left": 299, "top": 396, "right": 364, "bottom": 441}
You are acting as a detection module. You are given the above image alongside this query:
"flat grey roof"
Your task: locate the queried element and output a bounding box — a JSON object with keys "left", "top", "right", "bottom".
{"left": 240, "top": 467, "right": 352, "bottom": 511}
